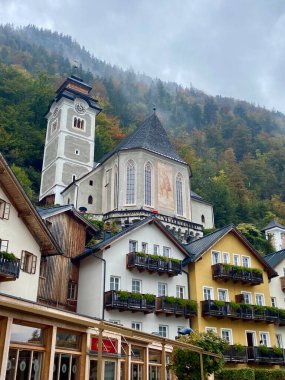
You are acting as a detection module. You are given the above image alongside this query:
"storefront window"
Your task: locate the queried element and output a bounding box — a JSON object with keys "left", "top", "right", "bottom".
{"left": 149, "top": 365, "right": 161, "bottom": 380}
{"left": 53, "top": 353, "right": 80, "bottom": 380}
{"left": 6, "top": 349, "right": 43, "bottom": 380}
{"left": 56, "top": 331, "right": 81, "bottom": 350}
{"left": 131, "top": 346, "right": 144, "bottom": 361}
{"left": 89, "top": 360, "right": 98, "bottom": 380}
{"left": 104, "top": 361, "right": 116, "bottom": 380}
{"left": 10, "top": 323, "right": 43, "bottom": 345}
{"left": 131, "top": 363, "right": 143, "bottom": 380}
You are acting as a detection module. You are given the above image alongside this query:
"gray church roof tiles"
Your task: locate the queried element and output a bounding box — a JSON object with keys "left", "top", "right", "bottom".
{"left": 264, "top": 249, "right": 285, "bottom": 268}
{"left": 99, "top": 114, "right": 186, "bottom": 165}
{"left": 262, "top": 219, "right": 285, "bottom": 231}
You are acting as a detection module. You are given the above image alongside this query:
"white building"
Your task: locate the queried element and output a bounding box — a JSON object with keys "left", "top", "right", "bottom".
{"left": 263, "top": 220, "right": 285, "bottom": 251}
{"left": 39, "top": 75, "right": 214, "bottom": 242}
{"left": 264, "top": 250, "right": 285, "bottom": 348}
{"left": 75, "top": 217, "right": 197, "bottom": 339}
{"left": 0, "top": 153, "right": 61, "bottom": 301}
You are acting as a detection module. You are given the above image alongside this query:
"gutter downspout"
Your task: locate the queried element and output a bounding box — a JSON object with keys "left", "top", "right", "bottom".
{"left": 92, "top": 253, "right": 106, "bottom": 320}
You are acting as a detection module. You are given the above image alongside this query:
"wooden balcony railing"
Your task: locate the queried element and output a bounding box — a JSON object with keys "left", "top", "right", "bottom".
{"left": 224, "top": 345, "right": 284, "bottom": 364}
{"left": 156, "top": 296, "right": 197, "bottom": 318}
{"left": 104, "top": 290, "right": 156, "bottom": 314}
{"left": 0, "top": 256, "right": 20, "bottom": 281}
{"left": 201, "top": 300, "right": 281, "bottom": 323}
{"left": 212, "top": 263, "right": 263, "bottom": 285}
{"left": 127, "top": 252, "right": 182, "bottom": 276}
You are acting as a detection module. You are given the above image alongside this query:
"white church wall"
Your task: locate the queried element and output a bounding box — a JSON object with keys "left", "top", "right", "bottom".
{"left": 191, "top": 198, "right": 214, "bottom": 229}
{"left": 77, "top": 222, "right": 190, "bottom": 339}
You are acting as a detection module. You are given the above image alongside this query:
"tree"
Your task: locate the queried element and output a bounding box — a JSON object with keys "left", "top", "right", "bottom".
{"left": 169, "top": 331, "right": 227, "bottom": 380}
{"left": 237, "top": 223, "right": 273, "bottom": 255}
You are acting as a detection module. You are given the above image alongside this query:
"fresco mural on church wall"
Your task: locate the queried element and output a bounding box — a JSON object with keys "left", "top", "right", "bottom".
{"left": 158, "top": 162, "right": 174, "bottom": 210}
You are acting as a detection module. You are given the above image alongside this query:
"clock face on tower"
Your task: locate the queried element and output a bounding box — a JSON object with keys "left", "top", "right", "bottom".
{"left": 75, "top": 102, "right": 86, "bottom": 115}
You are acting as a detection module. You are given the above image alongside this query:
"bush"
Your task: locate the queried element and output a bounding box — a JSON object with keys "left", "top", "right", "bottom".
{"left": 216, "top": 368, "right": 255, "bottom": 380}
{"left": 0, "top": 251, "right": 17, "bottom": 261}
{"left": 254, "top": 369, "right": 285, "bottom": 380}
{"left": 216, "top": 368, "right": 285, "bottom": 380}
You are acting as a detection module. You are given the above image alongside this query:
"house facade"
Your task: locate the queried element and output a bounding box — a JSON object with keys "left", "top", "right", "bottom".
{"left": 0, "top": 154, "right": 61, "bottom": 301}
{"left": 184, "top": 225, "right": 283, "bottom": 367}
{"left": 75, "top": 217, "right": 197, "bottom": 340}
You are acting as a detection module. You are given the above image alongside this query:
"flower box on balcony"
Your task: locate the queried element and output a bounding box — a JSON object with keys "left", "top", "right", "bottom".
{"left": 126, "top": 252, "right": 182, "bottom": 276}
{"left": 211, "top": 263, "right": 263, "bottom": 285}
{"left": 0, "top": 251, "right": 20, "bottom": 281}
{"left": 156, "top": 296, "right": 197, "bottom": 318}
{"left": 104, "top": 290, "right": 156, "bottom": 314}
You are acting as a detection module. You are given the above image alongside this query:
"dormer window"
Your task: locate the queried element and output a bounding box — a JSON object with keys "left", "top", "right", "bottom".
{"left": 73, "top": 117, "right": 85, "bottom": 131}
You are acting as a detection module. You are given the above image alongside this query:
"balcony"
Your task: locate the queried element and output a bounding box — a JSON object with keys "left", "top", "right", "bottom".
{"left": 156, "top": 296, "right": 197, "bottom": 318}
{"left": 0, "top": 254, "right": 20, "bottom": 281}
{"left": 104, "top": 290, "right": 156, "bottom": 314}
{"left": 201, "top": 300, "right": 280, "bottom": 323}
{"left": 224, "top": 345, "right": 284, "bottom": 364}
{"left": 127, "top": 252, "right": 182, "bottom": 276}
{"left": 212, "top": 263, "right": 263, "bottom": 285}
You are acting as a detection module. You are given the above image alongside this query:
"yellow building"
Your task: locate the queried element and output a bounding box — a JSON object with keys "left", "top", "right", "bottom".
{"left": 184, "top": 224, "right": 284, "bottom": 366}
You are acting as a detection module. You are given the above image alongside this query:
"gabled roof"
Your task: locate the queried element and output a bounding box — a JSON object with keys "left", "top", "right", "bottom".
{"left": 37, "top": 205, "right": 99, "bottom": 234}
{"left": 262, "top": 219, "right": 285, "bottom": 231}
{"left": 264, "top": 249, "right": 285, "bottom": 268}
{"left": 0, "top": 154, "right": 62, "bottom": 256}
{"left": 190, "top": 190, "right": 213, "bottom": 206}
{"left": 73, "top": 216, "right": 190, "bottom": 263}
{"left": 99, "top": 113, "right": 187, "bottom": 165}
{"left": 183, "top": 224, "right": 277, "bottom": 278}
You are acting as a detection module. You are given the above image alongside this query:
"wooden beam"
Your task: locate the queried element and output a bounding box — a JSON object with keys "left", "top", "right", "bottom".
{"left": 96, "top": 327, "right": 104, "bottom": 380}
{"left": 0, "top": 317, "right": 12, "bottom": 380}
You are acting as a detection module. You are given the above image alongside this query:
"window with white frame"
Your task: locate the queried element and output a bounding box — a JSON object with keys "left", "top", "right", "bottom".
{"left": 0, "top": 239, "right": 9, "bottom": 252}
{"left": 176, "top": 286, "right": 185, "bottom": 299}
{"left": 221, "top": 329, "right": 233, "bottom": 344}
{"left": 271, "top": 297, "right": 277, "bottom": 308}
{"left": 110, "top": 276, "right": 120, "bottom": 291}
{"left": 158, "top": 282, "right": 167, "bottom": 297}
{"left": 276, "top": 334, "right": 283, "bottom": 348}
{"left": 205, "top": 327, "right": 217, "bottom": 334}
{"left": 0, "top": 199, "right": 11, "bottom": 220}
{"left": 142, "top": 242, "right": 148, "bottom": 253}
{"left": 218, "top": 289, "right": 229, "bottom": 302}
{"left": 126, "top": 160, "right": 135, "bottom": 205}
{"left": 233, "top": 254, "right": 240, "bottom": 266}
{"left": 132, "top": 279, "right": 142, "bottom": 293}
{"left": 260, "top": 332, "right": 270, "bottom": 347}
{"left": 144, "top": 162, "right": 152, "bottom": 206}
{"left": 255, "top": 294, "right": 265, "bottom": 306}
{"left": 176, "top": 173, "right": 184, "bottom": 216}
{"left": 212, "top": 251, "right": 220, "bottom": 265}
{"left": 67, "top": 281, "right": 77, "bottom": 300}
{"left": 163, "top": 246, "right": 170, "bottom": 257}
{"left": 159, "top": 325, "right": 168, "bottom": 338}
{"left": 222, "top": 252, "right": 230, "bottom": 264}
{"left": 73, "top": 116, "right": 85, "bottom": 130}
{"left": 132, "top": 322, "right": 142, "bottom": 331}
{"left": 129, "top": 240, "right": 138, "bottom": 253}
{"left": 21, "top": 251, "right": 37, "bottom": 274}
{"left": 241, "top": 291, "right": 252, "bottom": 304}
{"left": 109, "top": 320, "right": 121, "bottom": 325}
{"left": 154, "top": 245, "right": 160, "bottom": 254}
{"left": 242, "top": 256, "right": 251, "bottom": 268}
{"left": 203, "top": 287, "right": 213, "bottom": 300}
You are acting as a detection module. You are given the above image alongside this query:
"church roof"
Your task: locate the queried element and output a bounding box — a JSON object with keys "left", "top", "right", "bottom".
{"left": 262, "top": 219, "right": 285, "bottom": 231}
{"left": 99, "top": 113, "right": 187, "bottom": 165}
{"left": 264, "top": 249, "right": 285, "bottom": 268}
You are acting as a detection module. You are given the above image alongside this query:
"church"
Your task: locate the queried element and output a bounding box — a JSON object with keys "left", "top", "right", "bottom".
{"left": 39, "top": 75, "right": 214, "bottom": 242}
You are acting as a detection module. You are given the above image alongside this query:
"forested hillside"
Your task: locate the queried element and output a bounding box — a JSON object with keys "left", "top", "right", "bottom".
{"left": 1, "top": 24, "right": 285, "bottom": 231}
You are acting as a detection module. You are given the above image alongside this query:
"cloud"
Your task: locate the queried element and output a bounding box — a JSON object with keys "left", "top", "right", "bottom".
{"left": 1, "top": 0, "right": 285, "bottom": 112}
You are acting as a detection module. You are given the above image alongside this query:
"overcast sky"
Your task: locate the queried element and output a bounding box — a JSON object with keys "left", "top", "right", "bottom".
{"left": 1, "top": 0, "right": 285, "bottom": 112}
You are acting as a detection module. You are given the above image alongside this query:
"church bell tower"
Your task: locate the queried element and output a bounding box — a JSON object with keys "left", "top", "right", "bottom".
{"left": 39, "top": 75, "right": 101, "bottom": 205}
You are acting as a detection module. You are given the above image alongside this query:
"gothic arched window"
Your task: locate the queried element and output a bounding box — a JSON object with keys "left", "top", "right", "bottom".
{"left": 126, "top": 160, "right": 135, "bottom": 205}
{"left": 176, "top": 173, "right": 184, "bottom": 216}
{"left": 88, "top": 195, "right": 93, "bottom": 204}
{"left": 144, "top": 162, "right": 152, "bottom": 206}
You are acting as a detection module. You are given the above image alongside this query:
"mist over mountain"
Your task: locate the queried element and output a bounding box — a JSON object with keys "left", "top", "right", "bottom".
{"left": 1, "top": 24, "right": 285, "bottom": 230}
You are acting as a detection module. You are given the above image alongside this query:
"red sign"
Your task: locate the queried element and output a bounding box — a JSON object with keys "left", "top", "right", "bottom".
{"left": 91, "top": 337, "right": 118, "bottom": 354}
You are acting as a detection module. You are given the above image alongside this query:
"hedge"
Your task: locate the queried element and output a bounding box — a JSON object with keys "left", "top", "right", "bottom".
{"left": 216, "top": 368, "right": 285, "bottom": 380}
{"left": 216, "top": 369, "right": 255, "bottom": 380}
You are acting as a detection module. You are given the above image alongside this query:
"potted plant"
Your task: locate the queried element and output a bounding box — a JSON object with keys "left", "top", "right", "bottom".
{"left": 143, "top": 293, "right": 156, "bottom": 305}
{"left": 258, "top": 345, "right": 270, "bottom": 356}
{"left": 253, "top": 305, "right": 265, "bottom": 318}
{"left": 116, "top": 290, "right": 129, "bottom": 302}
{"left": 0, "top": 251, "right": 17, "bottom": 261}
{"left": 186, "top": 300, "right": 198, "bottom": 313}
{"left": 233, "top": 343, "right": 245, "bottom": 354}
{"left": 273, "top": 346, "right": 283, "bottom": 356}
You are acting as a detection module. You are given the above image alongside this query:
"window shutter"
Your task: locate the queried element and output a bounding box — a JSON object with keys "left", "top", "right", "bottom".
{"left": 32, "top": 255, "right": 37, "bottom": 274}
{"left": 3, "top": 203, "right": 11, "bottom": 220}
